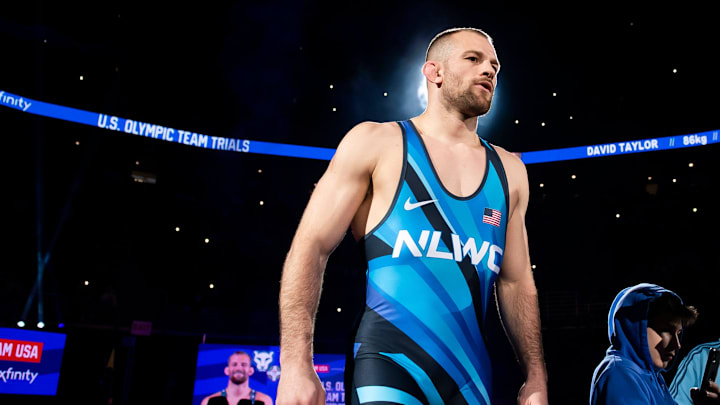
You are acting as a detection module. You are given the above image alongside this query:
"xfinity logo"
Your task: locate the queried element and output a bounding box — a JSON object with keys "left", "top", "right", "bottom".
{"left": 0, "top": 367, "right": 39, "bottom": 384}
{"left": 392, "top": 229, "right": 502, "bottom": 272}
{"left": 0, "top": 91, "right": 32, "bottom": 111}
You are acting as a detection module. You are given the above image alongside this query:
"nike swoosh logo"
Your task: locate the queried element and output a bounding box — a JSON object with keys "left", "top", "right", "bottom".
{"left": 404, "top": 197, "right": 437, "bottom": 211}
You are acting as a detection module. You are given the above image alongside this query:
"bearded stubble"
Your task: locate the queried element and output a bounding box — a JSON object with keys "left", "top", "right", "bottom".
{"left": 230, "top": 372, "right": 248, "bottom": 385}
{"left": 441, "top": 69, "right": 493, "bottom": 118}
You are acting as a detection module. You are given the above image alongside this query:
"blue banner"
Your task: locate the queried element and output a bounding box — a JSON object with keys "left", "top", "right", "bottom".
{"left": 518, "top": 131, "right": 719, "bottom": 164}
{"left": 0, "top": 90, "right": 335, "bottom": 161}
{"left": 0, "top": 327, "right": 67, "bottom": 396}
{"left": 2, "top": 89, "right": 717, "bottom": 164}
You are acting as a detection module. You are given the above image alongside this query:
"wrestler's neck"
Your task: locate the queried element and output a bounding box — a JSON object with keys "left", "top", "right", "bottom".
{"left": 413, "top": 105, "right": 480, "bottom": 145}
{"left": 225, "top": 380, "right": 251, "bottom": 397}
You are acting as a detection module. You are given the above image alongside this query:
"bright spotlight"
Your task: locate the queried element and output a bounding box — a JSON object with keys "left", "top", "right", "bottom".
{"left": 17, "top": 321, "right": 25, "bottom": 328}
{"left": 416, "top": 75, "right": 428, "bottom": 111}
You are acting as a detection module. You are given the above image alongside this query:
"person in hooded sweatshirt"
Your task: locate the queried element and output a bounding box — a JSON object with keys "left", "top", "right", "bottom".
{"left": 590, "top": 283, "right": 698, "bottom": 404}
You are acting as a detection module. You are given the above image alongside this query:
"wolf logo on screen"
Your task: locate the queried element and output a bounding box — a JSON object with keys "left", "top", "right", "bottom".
{"left": 253, "top": 350, "right": 274, "bottom": 372}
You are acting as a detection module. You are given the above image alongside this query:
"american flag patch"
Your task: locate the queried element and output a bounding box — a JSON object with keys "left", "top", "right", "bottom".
{"left": 483, "top": 208, "right": 502, "bottom": 227}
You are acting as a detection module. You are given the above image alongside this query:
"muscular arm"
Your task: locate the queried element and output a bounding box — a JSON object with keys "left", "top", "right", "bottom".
{"left": 277, "top": 122, "right": 382, "bottom": 404}
{"left": 494, "top": 152, "right": 548, "bottom": 404}
{"left": 200, "top": 394, "right": 218, "bottom": 405}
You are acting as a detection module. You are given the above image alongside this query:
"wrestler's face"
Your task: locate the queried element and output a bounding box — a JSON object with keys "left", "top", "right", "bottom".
{"left": 441, "top": 31, "right": 499, "bottom": 117}
{"left": 225, "top": 353, "right": 254, "bottom": 384}
{"left": 647, "top": 315, "right": 682, "bottom": 369}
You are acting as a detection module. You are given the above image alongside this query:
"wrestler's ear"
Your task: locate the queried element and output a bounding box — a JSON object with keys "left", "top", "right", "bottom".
{"left": 224, "top": 366, "right": 230, "bottom": 376}
{"left": 422, "top": 61, "right": 443, "bottom": 85}
{"left": 248, "top": 366, "right": 254, "bottom": 376}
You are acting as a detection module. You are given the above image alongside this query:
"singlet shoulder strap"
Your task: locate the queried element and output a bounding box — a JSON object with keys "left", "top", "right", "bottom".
{"left": 480, "top": 138, "right": 510, "bottom": 211}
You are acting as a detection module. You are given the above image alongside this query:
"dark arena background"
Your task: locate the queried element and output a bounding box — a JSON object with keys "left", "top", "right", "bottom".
{"left": 2, "top": 2, "right": 719, "bottom": 404}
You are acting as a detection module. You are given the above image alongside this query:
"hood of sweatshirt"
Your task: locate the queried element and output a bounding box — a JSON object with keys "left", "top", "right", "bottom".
{"left": 606, "top": 282, "right": 683, "bottom": 372}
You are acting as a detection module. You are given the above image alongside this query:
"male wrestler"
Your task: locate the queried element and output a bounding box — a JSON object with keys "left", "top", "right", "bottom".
{"left": 277, "top": 27, "right": 548, "bottom": 405}
{"left": 201, "top": 351, "right": 274, "bottom": 405}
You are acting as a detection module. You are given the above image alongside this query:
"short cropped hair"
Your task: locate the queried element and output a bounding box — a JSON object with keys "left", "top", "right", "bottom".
{"left": 228, "top": 350, "right": 251, "bottom": 364}
{"left": 425, "top": 27, "right": 494, "bottom": 62}
{"left": 648, "top": 293, "right": 699, "bottom": 327}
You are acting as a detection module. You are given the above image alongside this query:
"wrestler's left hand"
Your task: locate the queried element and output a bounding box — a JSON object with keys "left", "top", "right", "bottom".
{"left": 517, "top": 378, "right": 549, "bottom": 405}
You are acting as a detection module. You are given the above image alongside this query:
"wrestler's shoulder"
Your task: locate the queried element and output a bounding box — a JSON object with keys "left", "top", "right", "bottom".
{"left": 199, "top": 392, "right": 221, "bottom": 405}
{"left": 255, "top": 390, "right": 274, "bottom": 405}
{"left": 342, "top": 120, "right": 402, "bottom": 144}
{"left": 256, "top": 390, "right": 273, "bottom": 399}
{"left": 335, "top": 121, "right": 402, "bottom": 162}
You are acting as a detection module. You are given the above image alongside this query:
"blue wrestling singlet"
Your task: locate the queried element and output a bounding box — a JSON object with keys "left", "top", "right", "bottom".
{"left": 349, "top": 120, "right": 509, "bottom": 405}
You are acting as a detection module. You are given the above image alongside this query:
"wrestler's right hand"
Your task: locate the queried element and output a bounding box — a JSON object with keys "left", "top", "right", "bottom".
{"left": 276, "top": 365, "right": 326, "bottom": 405}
